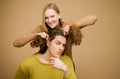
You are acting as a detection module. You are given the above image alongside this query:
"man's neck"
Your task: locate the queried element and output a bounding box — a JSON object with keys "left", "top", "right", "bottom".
{"left": 37, "top": 50, "right": 52, "bottom": 64}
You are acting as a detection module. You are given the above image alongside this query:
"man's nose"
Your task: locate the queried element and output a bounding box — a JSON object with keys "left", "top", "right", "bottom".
{"left": 59, "top": 45, "right": 64, "bottom": 51}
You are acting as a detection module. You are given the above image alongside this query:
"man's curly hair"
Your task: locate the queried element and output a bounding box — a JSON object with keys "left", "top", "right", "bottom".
{"left": 67, "top": 24, "right": 83, "bottom": 45}
{"left": 30, "top": 36, "right": 47, "bottom": 54}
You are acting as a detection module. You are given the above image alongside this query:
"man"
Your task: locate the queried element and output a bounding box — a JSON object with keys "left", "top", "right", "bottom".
{"left": 15, "top": 29, "right": 76, "bottom": 79}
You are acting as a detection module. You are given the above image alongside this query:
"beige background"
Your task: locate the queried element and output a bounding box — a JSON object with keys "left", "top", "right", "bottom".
{"left": 0, "top": 0, "right": 120, "bottom": 79}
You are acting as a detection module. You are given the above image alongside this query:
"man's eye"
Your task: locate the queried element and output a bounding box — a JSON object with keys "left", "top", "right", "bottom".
{"left": 62, "top": 44, "right": 66, "bottom": 48}
{"left": 56, "top": 42, "right": 60, "bottom": 45}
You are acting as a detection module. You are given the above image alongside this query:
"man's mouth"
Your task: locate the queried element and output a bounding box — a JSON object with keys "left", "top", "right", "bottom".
{"left": 57, "top": 52, "right": 62, "bottom": 56}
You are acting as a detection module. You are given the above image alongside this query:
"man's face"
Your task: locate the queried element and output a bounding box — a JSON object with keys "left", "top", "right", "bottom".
{"left": 48, "top": 35, "right": 66, "bottom": 58}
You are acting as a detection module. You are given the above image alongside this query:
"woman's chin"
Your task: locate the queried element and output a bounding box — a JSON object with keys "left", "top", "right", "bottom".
{"left": 49, "top": 25, "right": 57, "bottom": 29}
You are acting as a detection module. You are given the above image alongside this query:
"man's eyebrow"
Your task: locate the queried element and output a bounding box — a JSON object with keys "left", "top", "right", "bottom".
{"left": 56, "top": 40, "right": 66, "bottom": 44}
{"left": 55, "top": 40, "right": 61, "bottom": 43}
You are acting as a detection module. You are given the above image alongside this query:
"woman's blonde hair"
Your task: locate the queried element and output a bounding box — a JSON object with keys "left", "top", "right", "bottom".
{"left": 41, "top": 3, "right": 62, "bottom": 32}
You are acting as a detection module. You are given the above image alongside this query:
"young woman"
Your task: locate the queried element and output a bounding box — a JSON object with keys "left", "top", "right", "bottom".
{"left": 13, "top": 3, "right": 97, "bottom": 58}
{"left": 15, "top": 29, "right": 76, "bottom": 79}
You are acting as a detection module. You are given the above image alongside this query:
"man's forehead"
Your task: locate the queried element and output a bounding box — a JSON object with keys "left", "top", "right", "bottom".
{"left": 54, "top": 36, "right": 66, "bottom": 43}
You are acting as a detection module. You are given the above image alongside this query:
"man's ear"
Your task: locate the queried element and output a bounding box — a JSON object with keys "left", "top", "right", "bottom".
{"left": 46, "top": 40, "right": 50, "bottom": 47}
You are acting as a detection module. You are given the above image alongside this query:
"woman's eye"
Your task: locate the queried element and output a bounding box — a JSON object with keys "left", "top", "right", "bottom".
{"left": 51, "top": 15, "right": 54, "bottom": 18}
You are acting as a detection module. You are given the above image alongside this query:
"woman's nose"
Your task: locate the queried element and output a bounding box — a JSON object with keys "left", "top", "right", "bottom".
{"left": 48, "top": 18, "right": 52, "bottom": 23}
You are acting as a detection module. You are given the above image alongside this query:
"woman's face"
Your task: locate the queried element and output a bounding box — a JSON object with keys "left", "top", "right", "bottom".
{"left": 45, "top": 9, "right": 61, "bottom": 29}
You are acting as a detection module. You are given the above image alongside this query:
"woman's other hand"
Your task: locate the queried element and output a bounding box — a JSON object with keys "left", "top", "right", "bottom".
{"left": 63, "top": 25, "right": 70, "bottom": 35}
{"left": 36, "top": 32, "right": 49, "bottom": 40}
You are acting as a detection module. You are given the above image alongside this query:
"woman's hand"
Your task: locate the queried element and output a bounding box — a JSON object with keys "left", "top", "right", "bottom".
{"left": 36, "top": 32, "right": 49, "bottom": 40}
{"left": 63, "top": 25, "right": 70, "bottom": 35}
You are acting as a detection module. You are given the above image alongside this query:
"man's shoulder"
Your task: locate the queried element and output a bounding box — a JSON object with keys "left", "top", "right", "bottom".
{"left": 20, "top": 53, "right": 37, "bottom": 67}
{"left": 60, "top": 55, "right": 72, "bottom": 61}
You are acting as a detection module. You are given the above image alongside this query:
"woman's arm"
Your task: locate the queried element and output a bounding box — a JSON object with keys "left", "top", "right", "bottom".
{"left": 63, "top": 15, "right": 97, "bottom": 35}
{"left": 75, "top": 15, "right": 97, "bottom": 29}
{"left": 13, "top": 25, "right": 42, "bottom": 47}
